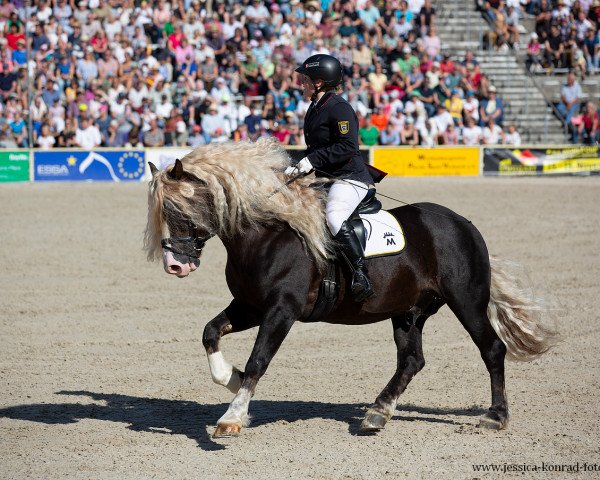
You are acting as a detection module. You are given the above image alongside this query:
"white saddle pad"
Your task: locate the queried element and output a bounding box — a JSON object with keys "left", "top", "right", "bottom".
{"left": 360, "top": 210, "right": 406, "bottom": 258}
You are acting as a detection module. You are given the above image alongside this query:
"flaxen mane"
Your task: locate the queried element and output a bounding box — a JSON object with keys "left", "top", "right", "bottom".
{"left": 144, "top": 138, "right": 332, "bottom": 268}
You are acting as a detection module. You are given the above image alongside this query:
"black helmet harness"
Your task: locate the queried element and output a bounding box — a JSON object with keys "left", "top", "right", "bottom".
{"left": 295, "top": 54, "right": 343, "bottom": 102}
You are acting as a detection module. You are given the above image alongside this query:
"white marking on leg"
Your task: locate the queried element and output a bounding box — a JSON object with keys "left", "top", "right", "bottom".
{"left": 217, "top": 387, "right": 252, "bottom": 427}
{"left": 208, "top": 351, "right": 242, "bottom": 393}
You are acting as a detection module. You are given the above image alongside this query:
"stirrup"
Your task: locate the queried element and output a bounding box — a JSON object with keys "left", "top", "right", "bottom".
{"left": 350, "top": 270, "right": 374, "bottom": 302}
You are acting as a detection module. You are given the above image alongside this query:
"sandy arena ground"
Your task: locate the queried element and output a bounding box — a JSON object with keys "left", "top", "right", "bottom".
{"left": 0, "top": 177, "right": 599, "bottom": 479}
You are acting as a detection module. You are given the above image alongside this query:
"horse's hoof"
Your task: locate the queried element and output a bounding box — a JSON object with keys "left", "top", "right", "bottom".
{"left": 479, "top": 410, "right": 508, "bottom": 430}
{"left": 360, "top": 412, "right": 387, "bottom": 432}
{"left": 213, "top": 422, "right": 242, "bottom": 438}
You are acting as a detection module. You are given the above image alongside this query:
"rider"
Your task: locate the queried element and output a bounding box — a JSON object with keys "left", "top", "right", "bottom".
{"left": 285, "top": 54, "right": 376, "bottom": 302}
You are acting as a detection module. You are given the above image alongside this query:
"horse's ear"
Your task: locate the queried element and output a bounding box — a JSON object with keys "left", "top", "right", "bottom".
{"left": 169, "top": 159, "right": 184, "bottom": 181}
{"left": 148, "top": 162, "right": 159, "bottom": 177}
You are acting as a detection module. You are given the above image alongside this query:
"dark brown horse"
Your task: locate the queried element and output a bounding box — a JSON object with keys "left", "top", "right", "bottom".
{"left": 144, "top": 140, "right": 557, "bottom": 437}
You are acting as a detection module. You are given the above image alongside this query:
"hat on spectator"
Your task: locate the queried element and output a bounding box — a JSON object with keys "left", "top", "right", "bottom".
{"left": 402, "top": 46, "right": 411, "bottom": 54}
{"left": 466, "top": 90, "right": 474, "bottom": 97}
{"left": 306, "top": 0, "right": 321, "bottom": 10}
{"left": 209, "top": 103, "right": 219, "bottom": 112}
{"left": 406, "top": 116, "right": 414, "bottom": 124}
{"left": 489, "top": 85, "right": 497, "bottom": 93}
{"left": 432, "top": 61, "right": 440, "bottom": 67}
{"left": 271, "top": 2, "right": 280, "bottom": 11}
{"left": 531, "top": 32, "right": 538, "bottom": 40}
{"left": 193, "top": 124, "right": 201, "bottom": 133}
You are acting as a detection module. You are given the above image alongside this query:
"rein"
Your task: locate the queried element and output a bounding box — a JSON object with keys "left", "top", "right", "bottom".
{"left": 310, "top": 168, "right": 473, "bottom": 225}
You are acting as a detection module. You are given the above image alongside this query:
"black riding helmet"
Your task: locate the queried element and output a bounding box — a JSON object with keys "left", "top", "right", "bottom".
{"left": 295, "top": 54, "right": 343, "bottom": 89}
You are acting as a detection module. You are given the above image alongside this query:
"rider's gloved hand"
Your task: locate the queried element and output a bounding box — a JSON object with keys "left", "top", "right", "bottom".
{"left": 284, "top": 157, "right": 313, "bottom": 176}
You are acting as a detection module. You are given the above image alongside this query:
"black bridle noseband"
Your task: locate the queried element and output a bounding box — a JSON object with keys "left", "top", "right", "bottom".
{"left": 161, "top": 219, "right": 213, "bottom": 260}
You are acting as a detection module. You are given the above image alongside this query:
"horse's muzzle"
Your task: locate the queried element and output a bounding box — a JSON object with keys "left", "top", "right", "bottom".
{"left": 163, "top": 251, "right": 199, "bottom": 277}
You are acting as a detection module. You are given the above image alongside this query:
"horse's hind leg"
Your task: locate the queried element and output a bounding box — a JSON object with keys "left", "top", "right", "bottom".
{"left": 202, "top": 300, "right": 260, "bottom": 394}
{"left": 361, "top": 314, "right": 426, "bottom": 432}
{"left": 447, "top": 299, "right": 509, "bottom": 430}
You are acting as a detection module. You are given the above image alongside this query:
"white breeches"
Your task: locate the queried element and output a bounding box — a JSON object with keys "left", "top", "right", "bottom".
{"left": 326, "top": 179, "right": 370, "bottom": 236}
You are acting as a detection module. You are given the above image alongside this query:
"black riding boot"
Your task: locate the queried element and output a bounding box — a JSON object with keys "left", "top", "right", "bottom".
{"left": 334, "top": 221, "right": 374, "bottom": 302}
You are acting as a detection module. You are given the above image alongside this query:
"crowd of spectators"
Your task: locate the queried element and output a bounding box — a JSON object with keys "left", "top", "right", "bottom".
{"left": 480, "top": 0, "right": 599, "bottom": 79}
{"left": 524, "top": 0, "right": 600, "bottom": 78}
{"left": 479, "top": 0, "right": 599, "bottom": 143}
{"left": 2, "top": 0, "right": 589, "bottom": 151}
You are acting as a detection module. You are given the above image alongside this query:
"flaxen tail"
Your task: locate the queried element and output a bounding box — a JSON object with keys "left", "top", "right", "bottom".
{"left": 487, "top": 256, "right": 560, "bottom": 361}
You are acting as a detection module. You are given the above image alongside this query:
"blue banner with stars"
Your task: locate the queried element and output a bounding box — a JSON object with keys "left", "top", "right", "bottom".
{"left": 34, "top": 150, "right": 146, "bottom": 182}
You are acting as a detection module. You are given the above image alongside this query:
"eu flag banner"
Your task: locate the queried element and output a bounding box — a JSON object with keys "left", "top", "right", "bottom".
{"left": 34, "top": 150, "right": 146, "bottom": 182}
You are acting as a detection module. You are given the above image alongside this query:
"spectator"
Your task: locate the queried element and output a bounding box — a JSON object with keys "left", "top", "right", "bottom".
{"left": 9, "top": 110, "right": 27, "bottom": 146}
{"left": 461, "top": 116, "right": 483, "bottom": 145}
{"left": 201, "top": 103, "right": 229, "bottom": 142}
{"left": 479, "top": 85, "right": 504, "bottom": 127}
{"left": 143, "top": 118, "right": 165, "bottom": 147}
{"left": 443, "top": 123, "right": 459, "bottom": 145}
{"left": 104, "top": 120, "right": 122, "bottom": 147}
{"left": 368, "top": 63, "right": 388, "bottom": 106}
{"left": 419, "top": 0, "right": 436, "bottom": 34}
{"left": 544, "top": 24, "right": 566, "bottom": 68}
{"left": 482, "top": 117, "right": 504, "bottom": 144}
{"left": 75, "top": 116, "right": 102, "bottom": 149}
{"left": 395, "top": 46, "right": 419, "bottom": 75}
{"left": 37, "top": 124, "right": 56, "bottom": 150}
{"left": 432, "top": 104, "right": 453, "bottom": 139}
{"left": 417, "top": 77, "right": 438, "bottom": 117}
{"left": 189, "top": 124, "right": 207, "bottom": 147}
{"left": 463, "top": 91, "right": 480, "bottom": 124}
{"left": 557, "top": 72, "right": 582, "bottom": 126}
{"left": 400, "top": 116, "right": 419, "bottom": 145}
{"left": 423, "top": 25, "right": 441, "bottom": 59}
{"left": 370, "top": 106, "right": 389, "bottom": 132}
{"left": 573, "top": 101, "right": 599, "bottom": 143}
{"left": 582, "top": 27, "right": 599, "bottom": 73}
{"left": 504, "top": 4, "right": 521, "bottom": 48}
{"left": 526, "top": 32, "right": 543, "bottom": 72}
{"left": 358, "top": 116, "right": 380, "bottom": 145}
{"left": 503, "top": 124, "right": 522, "bottom": 146}
{"left": 445, "top": 89, "right": 464, "bottom": 126}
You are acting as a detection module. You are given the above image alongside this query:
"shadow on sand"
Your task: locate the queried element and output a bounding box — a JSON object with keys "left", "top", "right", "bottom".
{"left": 0, "top": 391, "right": 486, "bottom": 451}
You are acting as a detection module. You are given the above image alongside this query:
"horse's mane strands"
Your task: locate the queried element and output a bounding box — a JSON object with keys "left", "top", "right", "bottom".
{"left": 143, "top": 138, "right": 332, "bottom": 268}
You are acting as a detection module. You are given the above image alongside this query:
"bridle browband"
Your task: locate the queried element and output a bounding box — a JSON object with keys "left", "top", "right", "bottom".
{"left": 161, "top": 218, "right": 213, "bottom": 260}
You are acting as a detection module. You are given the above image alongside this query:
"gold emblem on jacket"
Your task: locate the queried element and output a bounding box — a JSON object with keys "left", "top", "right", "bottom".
{"left": 338, "top": 121, "right": 349, "bottom": 134}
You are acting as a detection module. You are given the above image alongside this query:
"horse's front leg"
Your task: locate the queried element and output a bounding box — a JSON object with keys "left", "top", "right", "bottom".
{"left": 213, "top": 303, "right": 296, "bottom": 438}
{"left": 202, "top": 300, "right": 260, "bottom": 393}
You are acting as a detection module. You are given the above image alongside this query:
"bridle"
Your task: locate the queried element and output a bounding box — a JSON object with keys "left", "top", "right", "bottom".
{"left": 161, "top": 218, "right": 213, "bottom": 260}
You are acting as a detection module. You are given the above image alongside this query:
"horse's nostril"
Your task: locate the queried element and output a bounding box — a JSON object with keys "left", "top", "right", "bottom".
{"left": 169, "top": 265, "right": 182, "bottom": 274}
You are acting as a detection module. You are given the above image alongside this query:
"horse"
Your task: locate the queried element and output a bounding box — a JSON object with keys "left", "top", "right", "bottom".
{"left": 144, "top": 138, "right": 558, "bottom": 438}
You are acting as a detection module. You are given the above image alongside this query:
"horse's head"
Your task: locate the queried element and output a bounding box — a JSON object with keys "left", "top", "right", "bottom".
{"left": 146, "top": 160, "right": 214, "bottom": 278}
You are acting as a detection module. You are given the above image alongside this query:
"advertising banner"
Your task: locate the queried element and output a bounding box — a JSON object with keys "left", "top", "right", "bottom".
{"left": 373, "top": 147, "right": 479, "bottom": 176}
{"left": 34, "top": 150, "right": 146, "bottom": 181}
{"left": 144, "top": 148, "right": 193, "bottom": 179}
{"left": 483, "top": 146, "right": 600, "bottom": 176}
{"left": 0, "top": 151, "right": 30, "bottom": 182}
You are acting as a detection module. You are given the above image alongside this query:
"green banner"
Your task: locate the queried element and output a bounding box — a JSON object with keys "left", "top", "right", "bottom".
{"left": 0, "top": 151, "right": 29, "bottom": 182}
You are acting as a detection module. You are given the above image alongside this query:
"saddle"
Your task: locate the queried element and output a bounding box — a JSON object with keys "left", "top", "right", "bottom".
{"left": 305, "top": 189, "right": 383, "bottom": 322}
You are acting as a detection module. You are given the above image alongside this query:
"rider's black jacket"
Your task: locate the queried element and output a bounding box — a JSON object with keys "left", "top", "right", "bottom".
{"left": 302, "top": 92, "right": 374, "bottom": 185}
